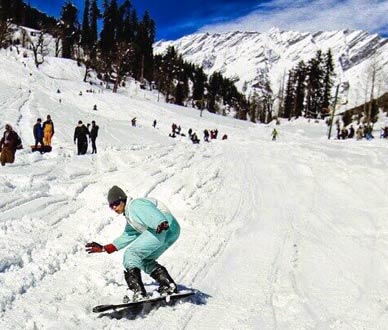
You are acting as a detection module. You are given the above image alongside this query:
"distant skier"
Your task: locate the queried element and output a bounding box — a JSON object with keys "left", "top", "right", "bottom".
{"left": 74, "top": 120, "right": 89, "bottom": 155}
{"left": 90, "top": 120, "right": 99, "bottom": 154}
{"left": 42, "top": 115, "right": 54, "bottom": 146}
{"left": 85, "top": 186, "right": 180, "bottom": 302}
{"left": 271, "top": 128, "right": 278, "bottom": 141}
{"left": 153, "top": 120, "right": 157, "bottom": 128}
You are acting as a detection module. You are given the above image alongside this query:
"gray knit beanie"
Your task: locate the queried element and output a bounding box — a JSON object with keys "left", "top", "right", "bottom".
{"left": 107, "top": 186, "right": 127, "bottom": 204}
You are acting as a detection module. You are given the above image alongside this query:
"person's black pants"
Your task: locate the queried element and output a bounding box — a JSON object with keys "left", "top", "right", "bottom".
{"left": 35, "top": 137, "right": 44, "bottom": 148}
{"left": 77, "top": 140, "right": 88, "bottom": 155}
{"left": 91, "top": 138, "right": 97, "bottom": 154}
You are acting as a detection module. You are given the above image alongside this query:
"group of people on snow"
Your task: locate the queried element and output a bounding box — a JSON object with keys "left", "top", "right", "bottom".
{"left": 1, "top": 115, "right": 54, "bottom": 166}
{"left": 74, "top": 120, "right": 99, "bottom": 155}
{"left": 33, "top": 115, "right": 55, "bottom": 152}
{"left": 0, "top": 115, "right": 101, "bottom": 166}
{"left": 336, "top": 123, "right": 374, "bottom": 140}
{"left": 1, "top": 112, "right": 230, "bottom": 167}
{"left": 170, "top": 124, "right": 225, "bottom": 144}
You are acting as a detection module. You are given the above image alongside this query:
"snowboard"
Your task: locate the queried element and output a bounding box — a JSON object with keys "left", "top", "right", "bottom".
{"left": 92, "top": 291, "right": 194, "bottom": 313}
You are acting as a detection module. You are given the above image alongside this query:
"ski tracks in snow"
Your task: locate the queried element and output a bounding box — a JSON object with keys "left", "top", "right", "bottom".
{"left": 0, "top": 134, "right": 226, "bottom": 330}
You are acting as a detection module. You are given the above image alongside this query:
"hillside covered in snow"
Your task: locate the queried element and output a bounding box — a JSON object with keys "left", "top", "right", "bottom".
{"left": 154, "top": 29, "right": 388, "bottom": 113}
{"left": 1, "top": 39, "right": 388, "bottom": 330}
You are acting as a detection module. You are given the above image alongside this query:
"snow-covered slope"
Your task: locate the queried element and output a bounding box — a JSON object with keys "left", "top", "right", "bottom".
{"left": 154, "top": 29, "right": 388, "bottom": 112}
{"left": 1, "top": 43, "right": 388, "bottom": 330}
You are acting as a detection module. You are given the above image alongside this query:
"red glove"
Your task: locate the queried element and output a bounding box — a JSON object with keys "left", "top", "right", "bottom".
{"left": 156, "top": 221, "right": 169, "bottom": 234}
{"left": 85, "top": 242, "right": 104, "bottom": 253}
{"left": 85, "top": 242, "right": 117, "bottom": 254}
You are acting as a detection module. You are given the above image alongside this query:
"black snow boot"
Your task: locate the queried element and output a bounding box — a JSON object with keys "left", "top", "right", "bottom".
{"left": 150, "top": 265, "right": 178, "bottom": 295}
{"left": 123, "top": 268, "right": 147, "bottom": 302}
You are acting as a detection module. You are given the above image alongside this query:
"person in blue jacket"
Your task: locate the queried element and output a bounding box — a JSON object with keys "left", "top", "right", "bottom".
{"left": 33, "top": 118, "right": 44, "bottom": 149}
{"left": 85, "top": 186, "right": 180, "bottom": 301}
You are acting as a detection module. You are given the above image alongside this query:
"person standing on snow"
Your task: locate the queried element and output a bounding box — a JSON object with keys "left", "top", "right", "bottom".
{"left": 90, "top": 120, "right": 99, "bottom": 154}
{"left": 271, "top": 128, "right": 278, "bottom": 141}
{"left": 33, "top": 118, "right": 44, "bottom": 149}
{"left": 73, "top": 120, "right": 89, "bottom": 155}
{"left": 42, "top": 115, "right": 54, "bottom": 146}
{"left": 0, "top": 124, "right": 21, "bottom": 166}
{"left": 85, "top": 186, "right": 180, "bottom": 301}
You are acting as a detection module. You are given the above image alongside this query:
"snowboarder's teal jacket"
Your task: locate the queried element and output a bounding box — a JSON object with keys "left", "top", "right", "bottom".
{"left": 112, "top": 197, "right": 180, "bottom": 273}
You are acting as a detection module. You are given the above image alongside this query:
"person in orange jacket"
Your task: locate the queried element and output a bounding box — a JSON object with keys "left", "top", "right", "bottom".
{"left": 42, "top": 115, "right": 54, "bottom": 146}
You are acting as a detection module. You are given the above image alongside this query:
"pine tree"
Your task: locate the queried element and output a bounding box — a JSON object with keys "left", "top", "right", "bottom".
{"left": 127, "top": 8, "right": 137, "bottom": 42}
{"left": 89, "top": 0, "right": 100, "bottom": 45}
{"left": 283, "top": 69, "right": 296, "bottom": 119}
{"left": 60, "top": 1, "right": 78, "bottom": 59}
{"left": 116, "top": 0, "right": 131, "bottom": 42}
{"left": 100, "top": 0, "right": 118, "bottom": 56}
{"left": 175, "top": 81, "right": 186, "bottom": 106}
{"left": 207, "top": 72, "right": 223, "bottom": 113}
{"left": 305, "top": 50, "right": 324, "bottom": 118}
{"left": 294, "top": 60, "right": 307, "bottom": 118}
{"left": 192, "top": 66, "right": 207, "bottom": 106}
{"left": 81, "top": 0, "right": 91, "bottom": 48}
{"left": 248, "top": 92, "right": 259, "bottom": 123}
{"left": 0, "top": 0, "right": 13, "bottom": 21}
{"left": 135, "top": 10, "right": 155, "bottom": 81}
{"left": 322, "top": 49, "right": 335, "bottom": 112}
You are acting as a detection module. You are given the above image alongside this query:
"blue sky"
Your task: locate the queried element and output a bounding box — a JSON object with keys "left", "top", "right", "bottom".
{"left": 28, "top": 0, "right": 388, "bottom": 40}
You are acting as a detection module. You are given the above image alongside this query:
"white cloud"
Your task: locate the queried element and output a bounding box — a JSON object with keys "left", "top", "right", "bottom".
{"left": 197, "top": 0, "right": 388, "bottom": 36}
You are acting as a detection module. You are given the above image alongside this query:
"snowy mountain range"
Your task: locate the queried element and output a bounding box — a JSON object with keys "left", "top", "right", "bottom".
{"left": 154, "top": 28, "right": 388, "bottom": 112}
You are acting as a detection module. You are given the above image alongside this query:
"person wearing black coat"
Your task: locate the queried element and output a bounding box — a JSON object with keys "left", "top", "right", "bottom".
{"left": 74, "top": 120, "right": 89, "bottom": 155}
{"left": 90, "top": 120, "right": 99, "bottom": 154}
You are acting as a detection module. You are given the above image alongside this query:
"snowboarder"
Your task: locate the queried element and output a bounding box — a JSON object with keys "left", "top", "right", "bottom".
{"left": 90, "top": 120, "right": 99, "bottom": 154}
{"left": 85, "top": 186, "right": 180, "bottom": 301}
{"left": 42, "top": 115, "right": 54, "bottom": 146}
{"left": 74, "top": 120, "right": 89, "bottom": 155}
{"left": 131, "top": 117, "right": 137, "bottom": 127}
{"left": 0, "top": 124, "right": 21, "bottom": 166}
{"left": 33, "top": 118, "right": 44, "bottom": 150}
